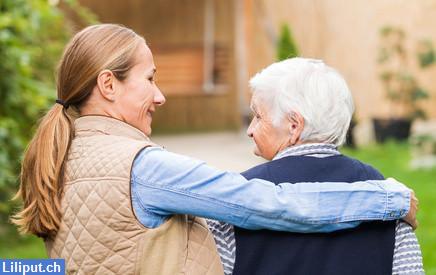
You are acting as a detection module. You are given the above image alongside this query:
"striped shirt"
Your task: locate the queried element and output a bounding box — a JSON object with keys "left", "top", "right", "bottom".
{"left": 207, "top": 143, "right": 424, "bottom": 275}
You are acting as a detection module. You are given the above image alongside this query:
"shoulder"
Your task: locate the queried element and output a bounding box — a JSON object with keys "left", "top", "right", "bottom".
{"left": 241, "top": 161, "right": 272, "bottom": 180}
{"left": 241, "top": 157, "right": 291, "bottom": 180}
{"left": 134, "top": 146, "right": 200, "bottom": 165}
{"left": 132, "top": 146, "right": 206, "bottom": 181}
{"left": 242, "top": 154, "right": 385, "bottom": 181}
{"left": 339, "top": 155, "right": 385, "bottom": 180}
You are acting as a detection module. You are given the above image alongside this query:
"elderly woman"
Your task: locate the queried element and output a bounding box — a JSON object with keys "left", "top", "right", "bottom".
{"left": 13, "top": 25, "right": 416, "bottom": 275}
{"left": 208, "top": 58, "right": 423, "bottom": 275}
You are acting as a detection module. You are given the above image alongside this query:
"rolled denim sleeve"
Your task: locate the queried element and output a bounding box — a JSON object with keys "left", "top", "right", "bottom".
{"left": 131, "top": 147, "right": 410, "bottom": 232}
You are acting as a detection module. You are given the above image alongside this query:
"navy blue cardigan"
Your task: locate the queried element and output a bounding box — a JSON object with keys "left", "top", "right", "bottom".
{"left": 234, "top": 155, "right": 396, "bottom": 275}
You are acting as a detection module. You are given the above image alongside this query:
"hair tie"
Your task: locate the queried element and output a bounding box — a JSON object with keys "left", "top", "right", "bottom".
{"left": 55, "top": 99, "right": 69, "bottom": 109}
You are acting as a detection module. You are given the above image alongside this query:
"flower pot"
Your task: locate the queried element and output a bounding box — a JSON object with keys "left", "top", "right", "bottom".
{"left": 372, "top": 118, "right": 412, "bottom": 143}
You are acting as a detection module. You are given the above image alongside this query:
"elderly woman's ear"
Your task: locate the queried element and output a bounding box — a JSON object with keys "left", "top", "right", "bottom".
{"left": 287, "top": 111, "right": 304, "bottom": 146}
{"left": 96, "top": 69, "right": 117, "bottom": 102}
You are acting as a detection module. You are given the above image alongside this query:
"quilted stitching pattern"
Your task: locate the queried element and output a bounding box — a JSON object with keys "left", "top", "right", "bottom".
{"left": 185, "top": 217, "right": 225, "bottom": 275}
{"left": 62, "top": 183, "right": 137, "bottom": 274}
{"left": 46, "top": 116, "right": 224, "bottom": 275}
{"left": 48, "top": 134, "right": 148, "bottom": 274}
{"left": 65, "top": 136, "right": 136, "bottom": 181}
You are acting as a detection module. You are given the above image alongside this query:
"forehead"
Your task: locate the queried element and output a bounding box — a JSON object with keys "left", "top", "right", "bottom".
{"left": 134, "top": 42, "right": 155, "bottom": 70}
{"left": 251, "top": 93, "right": 266, "bottom": 107}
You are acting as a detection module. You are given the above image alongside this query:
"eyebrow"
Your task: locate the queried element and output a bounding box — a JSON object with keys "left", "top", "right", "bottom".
{"left": 147, "top": 68, "right": 156, "bottom": 76}
{"left": 250, "top": 103, "right": 257, "bottom": 113}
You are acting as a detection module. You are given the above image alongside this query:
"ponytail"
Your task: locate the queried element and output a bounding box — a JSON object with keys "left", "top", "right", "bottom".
{"left": 11, "top": 24, "right": 144, "bottom": 239}
{"left": 12, "top": 104, "right": 73, "bottom": 239}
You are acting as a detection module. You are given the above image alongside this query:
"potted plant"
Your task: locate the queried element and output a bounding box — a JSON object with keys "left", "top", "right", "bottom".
{"left": 374, "top": 26, "right": 433, "bottom": 143}
{"left": 277, "top": 24, "right": 299, "bottom": 61}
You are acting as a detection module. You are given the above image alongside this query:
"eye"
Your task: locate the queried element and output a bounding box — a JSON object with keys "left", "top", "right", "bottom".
{"left": 148, "top": 76, "right": 155, "bottom": 83}
{"left": 251, "top": 110, "right": 260, "bottom": 120}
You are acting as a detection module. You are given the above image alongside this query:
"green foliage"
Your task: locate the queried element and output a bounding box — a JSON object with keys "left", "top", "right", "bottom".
{"left": 417, "top": 39, "right": 436, "bottom": 68}
{"left": 0, "top": 230, "right": 46, "bottom": 258}
{"left": 377, "top": 26, "right": 434, "bottom": 120}
{"left": 0, "top": 0, "right": 97, "bottom": 235}
{"left": 277, "top": 24, "right": 299, "bottom": 61}
{"left": 0, "top": 0, "right": 70, "bottom": 229}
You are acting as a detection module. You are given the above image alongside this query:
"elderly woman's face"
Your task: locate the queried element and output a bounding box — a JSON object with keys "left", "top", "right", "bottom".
{"left": 247, "top": 94, "right": 291, "bottom": 160}
{"left": 115, "top": 43, "right": 165, "bottom": 135}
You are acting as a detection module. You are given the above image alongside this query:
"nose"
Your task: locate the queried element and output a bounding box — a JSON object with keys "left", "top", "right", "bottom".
{"left": 154, "top": 87, "right": 166, "bottom": 106}
{"left": 246, "top": 119, "right": 254, "bottom": 138}
{"left": 246, "top": 128, "right": 253, "bottom": 138}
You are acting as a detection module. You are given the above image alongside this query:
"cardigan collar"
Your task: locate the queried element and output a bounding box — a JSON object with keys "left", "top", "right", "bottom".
{"left": 273, "top": 143, "right": 340, "bottom": 160}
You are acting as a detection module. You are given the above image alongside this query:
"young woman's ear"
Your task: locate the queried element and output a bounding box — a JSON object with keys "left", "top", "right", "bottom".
{"left": 96, "top": 70, "right": 116, "bottom": 102}
{"left": 288, "top": 111, "right": 305, "bottom": 145}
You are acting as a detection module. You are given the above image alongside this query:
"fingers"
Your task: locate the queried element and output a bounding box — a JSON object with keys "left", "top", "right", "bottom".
{"left": 403, "top": 190, "right": 419, "bottom": 230}
{"left": 410, "top": 217, "right": 418, "bottom": 231}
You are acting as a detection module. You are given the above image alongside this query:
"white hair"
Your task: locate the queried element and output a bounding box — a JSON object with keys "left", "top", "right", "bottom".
{"left": 249, "top": 57, "right": 354, "bottom": 146}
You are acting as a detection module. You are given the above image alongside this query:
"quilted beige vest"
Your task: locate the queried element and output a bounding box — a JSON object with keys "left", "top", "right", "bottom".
{"left": 45, "top": 115, "right": 224, "bottom": 275}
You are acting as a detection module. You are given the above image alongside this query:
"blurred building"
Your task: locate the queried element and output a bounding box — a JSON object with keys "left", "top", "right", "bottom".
{"left": 73, "top": 0, "right": 436, "bottom": 134}
{"left": 249, "top": 0, "right": 436, "bottom": 122}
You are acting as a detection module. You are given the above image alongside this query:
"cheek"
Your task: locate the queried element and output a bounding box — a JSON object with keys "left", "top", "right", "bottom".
{"left": 252, "top": 123, "right": 276, "bottom": 158}
{"left": 122, "top": 97, "right": 143, "bottom": 117}
{"left": 141, "top": 86, "right": 156, "bottom": 108}
{"left": 117, "top": 88, "right": 151, "bottom": 126}
{"left": 126, "top": 84, "right": 154, "bottom": 110}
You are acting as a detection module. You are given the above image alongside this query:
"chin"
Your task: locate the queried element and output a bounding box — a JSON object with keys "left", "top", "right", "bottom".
{"left": 138, "top": 125, "right": 151, "bottom": 136}
{"left": 255, "top": 149, "right": 272, "bottom": 160}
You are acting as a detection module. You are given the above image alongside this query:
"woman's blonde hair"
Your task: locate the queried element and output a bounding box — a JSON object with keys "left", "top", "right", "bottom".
{"left": 12, "top": 24, "right": 145, "bottom": 239}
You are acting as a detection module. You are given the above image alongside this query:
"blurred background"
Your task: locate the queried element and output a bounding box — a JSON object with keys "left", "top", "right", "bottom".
{"left": 1, "top": 0, "right": 435, "bottom": 273}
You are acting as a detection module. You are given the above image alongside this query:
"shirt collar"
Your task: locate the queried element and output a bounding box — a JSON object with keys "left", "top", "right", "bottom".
{"left": 273, "top": 143, "right": 340, "bottom": 160}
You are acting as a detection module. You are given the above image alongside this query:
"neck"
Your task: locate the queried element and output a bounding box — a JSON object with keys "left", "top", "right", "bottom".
{"left": 80, "top": 102, "right": 122, "bottom": 122}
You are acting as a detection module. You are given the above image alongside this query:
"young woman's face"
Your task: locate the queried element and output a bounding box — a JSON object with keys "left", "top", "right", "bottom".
{"left": 115, "top": 43, "right": 165, "bottom": 136}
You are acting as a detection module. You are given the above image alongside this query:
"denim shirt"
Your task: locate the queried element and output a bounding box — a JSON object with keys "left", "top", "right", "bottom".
{"left": 130, "top": 146, "right": 410, "bottom": 232}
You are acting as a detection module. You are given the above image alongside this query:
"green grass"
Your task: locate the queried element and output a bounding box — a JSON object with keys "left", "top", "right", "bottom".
{"left": 0, "top": 232, "right": 46, "bottom": 259}
{"left": 1, "top": 142, "right": 435, "bottom": 273}
{"left": 343, "top": 141, "right": 436, "bottom": 274}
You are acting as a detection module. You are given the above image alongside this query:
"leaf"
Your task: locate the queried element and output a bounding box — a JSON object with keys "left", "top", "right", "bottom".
{"left": 411, "top": 109, "right": 427, "bottom": 120}
{"left": 412, "top": 88, "right": 429, "bottom": 100}
{"left": 276, "top": 24, "right": 299, "bottom": 61}
{"left": 417, "top": 39, "right": 435, "bottom": 68}
{"left": 380, "top": 71, "right": 393, "bottom": 82}
{"left": 380, "top": 26, "right": 393, "bottom": 37}
{"left": 377, "top": 48, "right": 390, "bottom": 63}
